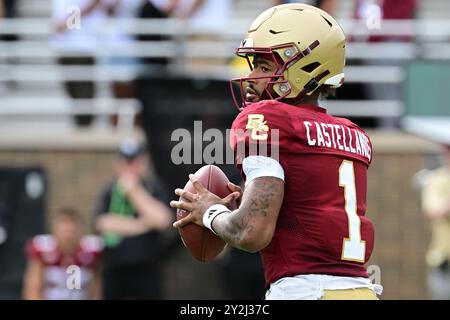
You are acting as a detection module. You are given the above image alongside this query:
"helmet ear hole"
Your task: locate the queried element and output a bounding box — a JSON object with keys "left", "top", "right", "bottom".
{"left": 301, "top": 62, "right": 321, "bottom": 73}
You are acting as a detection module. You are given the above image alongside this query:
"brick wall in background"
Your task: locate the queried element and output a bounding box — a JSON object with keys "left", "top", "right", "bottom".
{"left": 367, "top": 153, "right": 431, "bottom": 299}
{"left": 363, "top": 131, "right": 443, "bottom": 299}
{"left": 0, "top": 130, "right": 443, "bottom": 299}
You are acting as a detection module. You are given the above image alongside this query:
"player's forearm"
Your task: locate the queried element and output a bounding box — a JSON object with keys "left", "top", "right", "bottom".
{"left": 212, "top": 177, "right": 284, "bottom": 252}
{"left": 23, "top": 281, "right": 45, "bottom": 300}
{"left": 23, "top": 290, "right": 44, "bottom": 300}
{"left": 210, "top": 210, "right": 251, "bottom": 251}
{"left": 23, "top": 260, "right": 45, "bottom": 300}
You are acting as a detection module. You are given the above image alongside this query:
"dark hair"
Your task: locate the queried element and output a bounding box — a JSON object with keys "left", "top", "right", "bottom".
{"left": 54, "top": 207, "right": 83, "bottom": 224}
{"left": 319, "top": 85, "right": 336, "bottom": 99}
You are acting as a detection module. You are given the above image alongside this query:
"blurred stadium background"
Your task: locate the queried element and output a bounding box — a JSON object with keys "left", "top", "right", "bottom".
{"left": 1, "top": 0, "right": 450, "bottom": 299}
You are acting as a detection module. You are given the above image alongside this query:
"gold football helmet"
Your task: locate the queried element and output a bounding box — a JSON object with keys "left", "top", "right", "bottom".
{"left": 230, "top": 3, "right": 346, "bottom": 110}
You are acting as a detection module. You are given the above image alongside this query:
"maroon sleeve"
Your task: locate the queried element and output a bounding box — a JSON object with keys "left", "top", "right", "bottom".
{"left": 80, "top": 235, "right": 104, "bottom": 267}
{"left": 25, "top": 237, "right": 41, "bottom": 260}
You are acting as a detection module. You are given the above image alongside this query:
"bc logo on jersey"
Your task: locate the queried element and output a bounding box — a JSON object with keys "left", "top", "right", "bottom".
{"left": 246, "top": 114, "right": 269, "bottom": 141}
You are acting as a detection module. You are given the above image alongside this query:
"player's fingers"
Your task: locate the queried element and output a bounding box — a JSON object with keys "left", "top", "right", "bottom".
{"left": 174, "top": 188, "right": 196, "bottom": 202}
{"left": 169, "top": 200, "right": 194, "bottom": 212}
{"left": 173, "top": 214, "right": 194, "bottom": 228}
{"left": 189, "top": 174, "right": 206, "bottom": 193}
{"left": 222, "top": 191, "right": 241, "bottom": 206}
{"left": 227, "top": 182, "right": 243, "bottom": 195}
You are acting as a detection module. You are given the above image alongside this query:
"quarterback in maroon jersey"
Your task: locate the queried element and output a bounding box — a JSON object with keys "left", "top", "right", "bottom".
{"left": 171, "top": 3, "right": 382, "bottom": 299}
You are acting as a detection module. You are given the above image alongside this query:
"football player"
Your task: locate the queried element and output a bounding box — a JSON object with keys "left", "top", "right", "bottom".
{"left": 23, "top": 208, "right": 103, "bottom": 300}
{"left": 171, "top": 3, "right": 382, "bottom": 300}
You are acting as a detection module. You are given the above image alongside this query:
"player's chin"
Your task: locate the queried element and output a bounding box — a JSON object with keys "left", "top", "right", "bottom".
{"left": 245, "top": 93, "right": 260, "bottom": 103}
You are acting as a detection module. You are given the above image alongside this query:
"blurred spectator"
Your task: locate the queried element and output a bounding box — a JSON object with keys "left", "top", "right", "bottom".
{"left": 94, "top": 139, "right": 173, "bottom": 299}
{"left": 104, "top": 0, "right": 143, "bottom": 68}
{"left": 0, "top": 0, "right": 20, "bottom": 91}
{"left": 0, "top": 0, "right": 17, "bottom": 19}
{"left": 173, "top": 0, "right": 232, "bottom": 69}
{"left": 354, "top": 0, "right": 419, "bottom": 42}
{"left": 52, "top": 0, "right": 110, "bottom": 127}
{"left": 421, "top": 145, "right": 450, "bottom": 299}
{"left": 102, "top": 0, "right": 145, "bottom": 128}
{"left": 104, "top": 0, "right": 181, "bottom": 128}
{"left": 174, "top": 0, "right": 232, "bottom": 32}
{"left": 23, "top": 208, "right": 103, "bottom": 300}
{"left": 0, "top": 0, "right": 19, "bottom": 26}
{"left": 137, "top": 0, "right": 180, "bottom": 71}
{"left": 352, "top": 0, "right": 419, "bottom": 128}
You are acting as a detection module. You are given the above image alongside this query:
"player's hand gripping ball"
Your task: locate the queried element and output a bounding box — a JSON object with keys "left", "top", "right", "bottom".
{"left": 176, "top": 165, "right": 239, "bottom": 262}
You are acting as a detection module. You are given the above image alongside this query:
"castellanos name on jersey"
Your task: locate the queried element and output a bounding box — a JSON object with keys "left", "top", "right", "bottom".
{"left": 303, "top": 120, "right": 372, "bottom": 162}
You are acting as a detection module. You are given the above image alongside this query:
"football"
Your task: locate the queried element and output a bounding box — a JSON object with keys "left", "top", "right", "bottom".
{"left": 176, "top": 165, "right": 238, "bottom": 262}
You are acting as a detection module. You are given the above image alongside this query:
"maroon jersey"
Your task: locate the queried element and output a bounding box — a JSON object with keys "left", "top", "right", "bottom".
{"left": 26, "top": 235, "right": 103, "bottom": 299}
{"left": 230, "top": 100, "right": 375, "bottom": 285}
{"left": 26, "top": 234, "right": 103, "bottom": 267}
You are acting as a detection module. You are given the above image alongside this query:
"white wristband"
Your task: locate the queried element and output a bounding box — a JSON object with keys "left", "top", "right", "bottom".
{"left": 203, "top": 204, "right": 231, "bottom": 235}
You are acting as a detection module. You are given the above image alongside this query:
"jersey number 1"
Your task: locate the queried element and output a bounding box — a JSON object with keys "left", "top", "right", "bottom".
{"left": 339, "top": 160, "right": 366, "bottom": 262}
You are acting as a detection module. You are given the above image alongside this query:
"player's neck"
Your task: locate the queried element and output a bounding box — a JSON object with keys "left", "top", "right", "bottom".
{"left": 299, "top": 96, "right": 319, "bottom": 106}
{"left": 284, "top": 94, "right": 319, "bottom": 107}
{"left": 58, "top": 240, "right": 79, "bottom": 254}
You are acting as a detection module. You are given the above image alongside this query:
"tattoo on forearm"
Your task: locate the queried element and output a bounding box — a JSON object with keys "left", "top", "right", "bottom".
{"left": 249, "top": 178, "right": 278, "bottom": 218}
{"left": 222, "top": 215, "right": 251, "bottom": 246}
{"left": 216, "top": 177, "right": 282, "bottom": 250}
